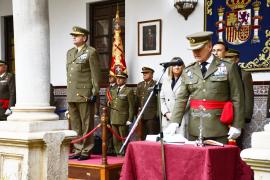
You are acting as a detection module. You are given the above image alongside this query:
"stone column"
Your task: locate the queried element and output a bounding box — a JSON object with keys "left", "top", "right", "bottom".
{"left": 9, "top": 0, "right": 57, "bottom": 121}
{"left": 241, "top": 121, "right": 270, "bottom": 180}
{"left": 0, "top": 0, "right": 76, "bottom": 179}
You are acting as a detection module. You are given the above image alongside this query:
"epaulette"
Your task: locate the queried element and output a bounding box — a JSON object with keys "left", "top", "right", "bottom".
{"left": 185, "top": 62, "right": 196, "bottom": 68}
{"left": 68, "top": 47, "right": 76, "bottom": 52}
{"left": 220, "top": 58, "right": 232, "bottom": 64}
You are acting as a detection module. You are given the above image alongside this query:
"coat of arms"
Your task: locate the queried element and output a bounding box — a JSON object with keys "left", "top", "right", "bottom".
{"left": 216, "top": 0, "right": 262, "bottom": 45}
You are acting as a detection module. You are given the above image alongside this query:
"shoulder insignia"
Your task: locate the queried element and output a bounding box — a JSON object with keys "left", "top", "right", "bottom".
{"left": 186, "top": 62, "right": 196, "bottom": 68}
{"left": 220, "top": 59, "right": 232, "bottom": 64}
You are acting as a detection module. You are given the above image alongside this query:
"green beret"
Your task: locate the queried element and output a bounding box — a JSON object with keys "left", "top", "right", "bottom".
{"left": 0, "top": 60, "right": 6, "bottom": 65}
{"left": 141, "top": 67, "right": 155, "bottom": 73}
{"left": 186, "top": 31, "right": 213, "bottom": 50}
{"left": 70, "top": 26, "right": 89, "bottom": 36}
{"left": 116, "top": 71, "right": 128, "bottom": 78}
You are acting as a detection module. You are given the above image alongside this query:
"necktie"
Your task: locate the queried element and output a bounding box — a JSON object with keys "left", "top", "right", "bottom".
{"left": 201, "top": 62, "right": 208, "bottom": 77}
{"left": 117, "top": 87, "right": 120, "bottom": 95}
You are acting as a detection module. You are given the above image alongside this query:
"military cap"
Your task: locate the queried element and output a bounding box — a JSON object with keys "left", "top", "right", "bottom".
{"left": 70, "top": 26, "right": 89, "bottom": 36}
{"left": 224, "top": 49, "right": 240, "bottom": 58}
{"left": 115, "top": 71, "right": 128, "bottom": 78}
{"left": 141, "top": 67, "right": 155, "bottom": 73}
{"left": 0, "top": 60, "right": 6, "bottom": 65}
{"left": 227, "top": 49, "right": 240, "bottom": 55}
{"left": 186, "top": 31, "right": 213, "bottom": 50}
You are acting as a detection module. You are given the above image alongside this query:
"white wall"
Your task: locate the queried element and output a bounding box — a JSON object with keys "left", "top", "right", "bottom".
{"left": 0, "top": 0, "right": 12, "bottom": 59}
{"left": 49, "top": 0, "right": 102, "bottom": 86}
{"left": 126, "top": 0, "right": 205, "bottom": 83}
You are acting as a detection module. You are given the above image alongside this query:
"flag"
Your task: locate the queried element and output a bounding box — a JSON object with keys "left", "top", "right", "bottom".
{"left": 109, "top": 6, "right": 127, "bottom": 76}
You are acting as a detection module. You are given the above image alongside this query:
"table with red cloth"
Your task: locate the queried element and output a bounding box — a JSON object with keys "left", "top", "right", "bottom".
{"left": 120, "top": 141, "right": 253, "bottom": 180}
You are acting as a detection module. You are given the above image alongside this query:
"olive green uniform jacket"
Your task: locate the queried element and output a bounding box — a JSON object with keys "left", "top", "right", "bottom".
{"left": 110, "top": 86, "right": 135, "bottom": 125}
{"left": 66, "top": 45, "right": 100, "bottom": 102}
{"left": 171, "top": 56, "right": 245, "bottom": 138}
{"left": 0, "top": 72, "right": 16, "bottom": 120}
{"left": 241, "top": 69, "right": 254, "bottom": 122}
{"left": 136, "top": 79, "right": 158, "bottom": 120}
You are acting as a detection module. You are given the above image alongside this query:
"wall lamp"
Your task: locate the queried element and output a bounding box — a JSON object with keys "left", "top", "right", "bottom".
{"left": 174, "top": 0, "right": 198, "bottom": 20}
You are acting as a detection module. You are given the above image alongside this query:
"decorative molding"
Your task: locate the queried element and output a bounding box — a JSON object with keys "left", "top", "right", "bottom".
{"left": 240, "top": 29, "right": 270, "bottom": 71}
{"left": 0, "top": 153, "right": 23, "bottom": 180}
{"left": 206, "top": 0, "right": 213, "bottom": 15}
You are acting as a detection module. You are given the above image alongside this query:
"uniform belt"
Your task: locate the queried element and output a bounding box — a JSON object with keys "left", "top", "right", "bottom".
{"left": 190, "top": 99, "right": 233, "bottom": 125}
{"left": 0, "top": 99, "right": 9, "bottom": 110}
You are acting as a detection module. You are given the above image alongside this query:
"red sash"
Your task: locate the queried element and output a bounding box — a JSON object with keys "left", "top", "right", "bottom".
{"left": 0, "top": 99, "right": 9, "bottom": 110}
{"left": 106, "top": 87, "right": 113, "bottom": 103}
{"left": 190, "top": 99, "right": 233, "bottom": 125}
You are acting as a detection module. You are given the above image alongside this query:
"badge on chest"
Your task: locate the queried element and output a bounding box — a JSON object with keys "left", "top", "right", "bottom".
{"left": 213, "top": 63, "right": 227, "bottom": 77}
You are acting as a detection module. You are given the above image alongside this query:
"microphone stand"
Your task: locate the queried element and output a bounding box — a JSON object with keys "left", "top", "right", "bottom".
{"left": 120, "top": 66, "right": 168, "bottom": 180}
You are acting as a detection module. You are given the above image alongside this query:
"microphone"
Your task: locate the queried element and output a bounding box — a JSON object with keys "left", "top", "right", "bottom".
{"left": 160, "top": 58, "right": 184, "bottom": 68}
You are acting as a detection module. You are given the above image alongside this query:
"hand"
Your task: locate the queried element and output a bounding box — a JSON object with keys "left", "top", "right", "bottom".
{"left": 4, "top": 109, "right": 12, "bottom": 116}
{"left": 89, "top": 96, "right": 97, "bottom": 103}
{"left": 165, "top": 112, "right": 171, "bottom": 120}
{"left": 65, "top": 110, "right": 70, "bottom": 119}
{"left": 164, "top": 123, "right": 178, "bottom": 135}
{"left": 126, "top": 121, "right": 132, "bottom": 126}
{"left": 227, "top": 127, "right": 241, "bottom": 140}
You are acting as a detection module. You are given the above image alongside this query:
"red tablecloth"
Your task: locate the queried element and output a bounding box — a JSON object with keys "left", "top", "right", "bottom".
{"left": 120, "top": 141, "right": 253, "bottom": 180}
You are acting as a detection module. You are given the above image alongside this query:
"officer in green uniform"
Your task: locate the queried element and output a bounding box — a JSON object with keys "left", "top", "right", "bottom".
{"left": 0, "top": 60, "right": 16, "bottom": 120}
{"left": 110, "top": 71, "right": 135, "bottom": 154}
{"left": 136, "top": 67, "right": 159, "bottom": 140}
{"left": 67, "top": 26, "right": 100, "bottom": 160}
{"left": 224, "top": 49, "right": 254, "bottom": 123}
{"left": 106, "top": 72, "right": 117, "bottom": 155}
{"left": 166, "top": 31, "right": 245, "bottom": 144}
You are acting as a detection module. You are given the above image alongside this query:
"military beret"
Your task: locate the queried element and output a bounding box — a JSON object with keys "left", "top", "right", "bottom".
{"left": 186, "top": 31, "right": 213, "bottom": 50}
{"left": 141, "top": 67, "right": 155, "bottom": 73}
{"left": 70, "top": 26, "right": 89, "bottom": 36}
{"left": 115, "top": 71, "right": 128, "bottom": 78}
{"left": 0, "top": 60, "right": 6, "bottom": 65}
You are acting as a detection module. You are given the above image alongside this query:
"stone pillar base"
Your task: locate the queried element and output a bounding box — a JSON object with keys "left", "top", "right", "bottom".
{"left": 0, "top": 120, "right": 76, "bottom": 180}
{"left": 241, "top": 120, "right": 270, "bottom": 180}
{"left": 8, "top": 106, "right": 59, "bottom": 121}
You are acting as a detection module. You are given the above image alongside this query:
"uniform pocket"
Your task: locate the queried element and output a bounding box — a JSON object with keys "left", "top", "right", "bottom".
{"left": 118, "top": 95, "right": 128, "bottom": 101}
{"left": 209, "top": 75, "right": 227, "bottom": 81}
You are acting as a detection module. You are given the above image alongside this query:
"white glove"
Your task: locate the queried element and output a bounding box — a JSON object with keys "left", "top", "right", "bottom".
{"left": 4, "top": 109, "right": 12, "bottom": 116}
{"left": 227, "top": 127, "right": 241, "bottom": 140}
{"left": 126, "top": 121, "right": 132, "bottom": 126}
{"left": 65, "top": 110, "right": 70, "bottom": 119}
{"left": 165, "top": 112, "right": 171, "bottom": 120}
{"left": 164, "top": 123, "right": 178, "bottom": 135}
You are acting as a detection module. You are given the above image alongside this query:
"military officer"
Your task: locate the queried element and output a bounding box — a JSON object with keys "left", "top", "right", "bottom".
{"left": 110, "top": 71, "right": 135, "bottom": 154}
{"left": 106, "top": 72, "right": 117, "bottom": 155}
{"left": 0, "top": 60, "right": 16, "bottom": 120}
{"left": 166, "top": 31, "right": 245, "bottom": 144}
{"left": 212, "top": 41, "right": 228, "bottom": 59}
{"left": 67, "top": 26, "right": 101, "bottom": 160}
{"left": 136, "top": 67, "right": 159, "bottom": 140}
{"left": 224, "top": 49, "right": 254, "bottom": 123}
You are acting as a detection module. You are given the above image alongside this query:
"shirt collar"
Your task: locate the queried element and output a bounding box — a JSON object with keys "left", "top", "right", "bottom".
{"left": 0, "top": 72, "right": 6, "bottom": 78}
{"left": 199, "top": 54, "right": 214, "bottom": 65}
{"left": 77, "top": 44, "right": 85, "bottom": 52}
